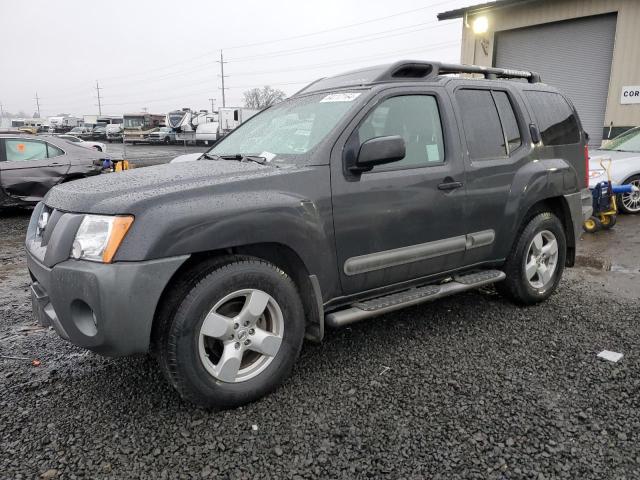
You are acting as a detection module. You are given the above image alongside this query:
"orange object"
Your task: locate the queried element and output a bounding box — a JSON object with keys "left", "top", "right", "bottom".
{"left": 17, "top": 143, "right": 25, "bottom": 152}
{"left": 102, "top": 216, "right": 134, "bottom": 263}
{"left": 31, "top": 359, "right": 41, "bottom": 367}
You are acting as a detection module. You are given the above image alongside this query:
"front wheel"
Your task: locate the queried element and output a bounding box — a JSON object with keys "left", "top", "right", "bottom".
{"left": 156, "top": 258, "right": 305, "bottom": 409}
{"left": 497, "top": 212, "right": 566, "bottom": 305}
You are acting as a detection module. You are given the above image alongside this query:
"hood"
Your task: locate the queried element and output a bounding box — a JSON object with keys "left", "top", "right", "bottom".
{"left": 44, "top": 159, "right": 297, "bottom": 215}
{"left": 171, "top": 152, "right": 202, "bottom": 163}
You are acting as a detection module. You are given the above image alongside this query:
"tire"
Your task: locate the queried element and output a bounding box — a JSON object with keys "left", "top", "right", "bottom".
{"left": 156, "top": 257, "right": 305, "bottom": 409}
{"left": 583, "top": 216, "right": 602, "bottom": 233}
{"left": 617, "top": 175, "right": 640, "bottom": 214}
{"left": 94, "top": 146, "right": 102, "bottom": 152}
{"left": 600, "top": 214, "right": 616, "bottom": 229}
{"left": 164, "top": 137, "right": 170, "bottom": 145}
{"left": 497, "top": 212, "right": 567, "bottom": 305}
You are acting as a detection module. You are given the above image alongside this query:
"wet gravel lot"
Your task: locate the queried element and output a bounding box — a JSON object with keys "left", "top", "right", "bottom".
{"left": 1, "top": 206, "right": 639, "bottom": 479}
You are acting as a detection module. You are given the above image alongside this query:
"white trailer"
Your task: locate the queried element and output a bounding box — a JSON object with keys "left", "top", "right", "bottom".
{"left": 218, "top": 107, "right": 259, "bottom": 135}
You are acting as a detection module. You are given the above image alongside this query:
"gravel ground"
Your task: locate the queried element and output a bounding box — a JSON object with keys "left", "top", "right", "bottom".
{"left": 1, "top": 209, "right": 639, "bottom": 479}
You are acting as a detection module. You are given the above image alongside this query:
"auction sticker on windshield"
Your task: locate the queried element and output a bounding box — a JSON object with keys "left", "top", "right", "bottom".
{"left": 320, "top": 92, "right": 361, "bottom": 103}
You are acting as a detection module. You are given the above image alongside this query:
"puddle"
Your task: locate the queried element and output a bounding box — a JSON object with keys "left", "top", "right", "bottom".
{"left": 610, "top": 264, "right": 640, "bottom": 274}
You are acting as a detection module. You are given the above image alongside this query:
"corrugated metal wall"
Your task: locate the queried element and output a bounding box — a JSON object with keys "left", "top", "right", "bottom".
{"left": 458, "top": 0, "right": 640, "bottom": 141}
{"left": 494, "top": 14, "right": 616, "bottom": 146}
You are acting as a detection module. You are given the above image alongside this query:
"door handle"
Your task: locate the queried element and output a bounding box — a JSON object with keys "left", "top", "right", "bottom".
{"left": 438, "top": 180, "right": 463, "bottom": 191}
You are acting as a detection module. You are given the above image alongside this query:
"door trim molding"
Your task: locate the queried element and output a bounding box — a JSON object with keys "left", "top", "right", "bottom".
{"left": 343, "top": 230, "right": 495, "bottom": 276}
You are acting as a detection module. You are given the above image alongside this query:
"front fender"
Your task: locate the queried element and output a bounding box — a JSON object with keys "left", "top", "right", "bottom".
{"left": 115, "top": 189, "right": 338, "bottom": 297}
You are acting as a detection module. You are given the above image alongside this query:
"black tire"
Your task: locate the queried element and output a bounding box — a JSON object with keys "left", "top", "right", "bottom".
{"left": 617, "top": 175, "right": 640, "bottom": 214}
{"left": 155, "top": 257, "right": 305, "bottom": 409}
{"left": 583, "top": 216, "right": 602, "bottom": 233}
{"left": 497, "top": 212, "right": 567, "bottom": 305}
{"left": 600, "top": 214, "right": 616, "bottom": 229}
{"left": 164, "top": 137, "right": 170, "bottom": 145}
{"left": 94, "top": 146, "right": 102, "bottom": 152}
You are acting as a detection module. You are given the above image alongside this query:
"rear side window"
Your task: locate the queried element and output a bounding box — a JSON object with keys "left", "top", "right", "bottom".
{"left": 357, "top": 95, "right": 445, "bottom": 170}
{"left": 5, "top": 139, "right": 48, "bottom": 162}
{"left": 525, "top": 91, "right": 580, "bottom": 145}
{"left": 47, "top": 144, "right": 64, "bottom": 158}
{"left": 493, "top": 91, "right": 522, "bottom": 152}
{"left": 456, "top": 89, "right": 506, "bottom": 160}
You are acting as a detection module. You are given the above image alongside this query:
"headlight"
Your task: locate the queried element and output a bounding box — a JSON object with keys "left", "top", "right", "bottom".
{"left": 71, "top": 215, "right": 134, "bottom": 263}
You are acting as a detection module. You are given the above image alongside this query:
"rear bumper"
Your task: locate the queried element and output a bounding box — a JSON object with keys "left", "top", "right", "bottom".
{"left": 564, "top": 188, "right": 593, "bottom": 242}
{"left": 27, "top": 250, "right": 188, "bottom": 356}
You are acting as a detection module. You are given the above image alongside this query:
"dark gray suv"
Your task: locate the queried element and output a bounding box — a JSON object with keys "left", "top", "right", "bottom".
{"left": 26, "top": 61, "right": 592, "bottom": 408}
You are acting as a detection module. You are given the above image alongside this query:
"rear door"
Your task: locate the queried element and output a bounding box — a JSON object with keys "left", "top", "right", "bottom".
{"left": 450, "top": 85, "right": 534, "bottom": 265}
{"left": 0, "top": 138, "right": 69, "bottom": 202}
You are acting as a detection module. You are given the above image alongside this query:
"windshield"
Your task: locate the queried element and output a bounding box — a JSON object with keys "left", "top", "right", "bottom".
{"left": 70, "top": 127, "right": 82, "bottom": 133}
{"left": 602, "top": 127, "right": 640, "bottom": 152}
{"left": 209, "top": 91, "right": 364, "bottom": 160}
{"left": 124, "top": 116, "right": 145, "bottom": 128}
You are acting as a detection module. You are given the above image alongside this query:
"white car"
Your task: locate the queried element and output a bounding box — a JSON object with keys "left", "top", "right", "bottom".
{"left": 589, "top": 127, "right": 640, "bottom": 214}
{"left": 58, "top": 134, "right": 107, "bottom": 153}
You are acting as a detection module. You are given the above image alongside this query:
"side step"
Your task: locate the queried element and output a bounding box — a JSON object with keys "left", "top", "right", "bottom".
{"left": 325, "top": 270, "right": 505, "bottom": 328}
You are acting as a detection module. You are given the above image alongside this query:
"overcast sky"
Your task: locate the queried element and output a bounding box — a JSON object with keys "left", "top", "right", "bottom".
{"left": 0, "top": 0, "right": 476, "bottom": 118}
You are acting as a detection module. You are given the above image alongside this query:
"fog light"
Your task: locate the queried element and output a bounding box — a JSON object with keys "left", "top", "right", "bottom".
{"left": 70, "top": 299, "right": 98, "bottom": 337}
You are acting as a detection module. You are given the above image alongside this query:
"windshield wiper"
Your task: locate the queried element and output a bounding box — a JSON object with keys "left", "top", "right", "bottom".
{"left": 219, "top": 153, "right": 268, "bottom": 165}
{"left": 201, "top": 152, "right": 220, "bottom": 160}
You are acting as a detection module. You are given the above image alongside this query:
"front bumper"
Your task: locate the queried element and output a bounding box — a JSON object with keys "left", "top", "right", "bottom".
{"left": 27, "top": 250, "right": 188, "bottom": 356}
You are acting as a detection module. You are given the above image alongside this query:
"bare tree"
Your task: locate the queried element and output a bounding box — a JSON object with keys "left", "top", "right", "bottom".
{"left": 243, "top": 86, "right": 286, "bottom": 110}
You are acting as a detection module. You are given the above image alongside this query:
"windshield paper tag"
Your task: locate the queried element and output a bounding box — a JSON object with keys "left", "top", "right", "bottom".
{"left": 259, "top": 151, "right": 277, "bottom": 162}
{"left": 320, "top": 92, "right": 361, "bottom": 103}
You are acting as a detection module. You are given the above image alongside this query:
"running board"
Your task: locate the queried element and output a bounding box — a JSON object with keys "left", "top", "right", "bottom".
{"left": 325, "top": 270, "right": 505, "bottom": 328}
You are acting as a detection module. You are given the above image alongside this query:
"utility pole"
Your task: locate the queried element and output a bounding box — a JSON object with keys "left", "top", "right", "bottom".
{"left": 95, "top": 81, "right": 103, "bottom": 115}
{"left": 209, "top": 98, "right": 216, "bottom": 112}
{"left": 217, "top": 50, "right": 228, "bottom": 107}
{"left": 34, "top": 92, "right": 41, "bottom": 118}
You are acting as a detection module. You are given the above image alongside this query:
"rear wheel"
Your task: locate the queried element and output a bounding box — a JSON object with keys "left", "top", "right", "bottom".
{"left": 583, "top": 216, "right": 602, "bottom": 233}
{"left": 618, "top": 175, "right": 640, "bottom": 214}
{"left": 156, "top": 258, "right": 305, "bottom": 409}
{"left": 164, "top": 137, "right": 170, "bottom": 145}
{"left": 498, "top": 212, "right": 566, "bottom": 305}
{"left": 600, "top": 214, "right": 617, "bottom": 229}
{"left": 93, "top": 146, "right": 103, "bottom": 152}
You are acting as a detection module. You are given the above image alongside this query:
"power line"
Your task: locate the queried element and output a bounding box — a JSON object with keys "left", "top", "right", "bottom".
{"left": 222, "top": 0, "right": 457, "bottom": 51}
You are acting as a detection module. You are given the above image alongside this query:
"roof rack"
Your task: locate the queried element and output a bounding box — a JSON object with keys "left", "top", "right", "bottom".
{"left": 295, "top": 60, "right": 541, "bottom": 96}
{"left": 373, "top": 61, "right": 541, "bottom": 84}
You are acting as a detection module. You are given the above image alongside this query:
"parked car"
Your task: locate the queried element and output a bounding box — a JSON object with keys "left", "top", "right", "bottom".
{"left": 106, "top": 124, "right": 123, "bottom": 143}
{"left": 58, "top": 134, "right": 107, "bottom": 152}
{"left": 91, "top": 126, "right": 107, "bottom": 141}
{"left": 147, "top": 126, "right": 176, "bottom": 145}
{"left": 0, "top": 134, "right": 103, "bottom": 207}
{"left": 589, "top": 126, "right": 640, "bottom": 213}
{"left": 68, "top": 126, "right": 93, "bottom": 139}
{"left": 26, "top": 61, "right": 591, "bottom": 408}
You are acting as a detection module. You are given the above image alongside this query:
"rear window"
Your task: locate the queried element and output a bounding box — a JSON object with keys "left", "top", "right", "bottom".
{"left": 525, "top": 91, "right": 580, "bottom": 145}
{"left": 456, "top": 89, "right": 506, "bottom": 160}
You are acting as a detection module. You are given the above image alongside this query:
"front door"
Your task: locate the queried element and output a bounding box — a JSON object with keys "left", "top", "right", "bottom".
{"left": 0, "top": 138, "right": 69, "bottom": 202}
{"left": 331, "top": 89, "right": 468, "bottom": 295}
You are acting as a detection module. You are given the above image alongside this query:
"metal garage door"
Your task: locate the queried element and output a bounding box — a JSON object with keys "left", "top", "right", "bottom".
{"left": 494, "top": 14, "right": 617, "bottom": 146}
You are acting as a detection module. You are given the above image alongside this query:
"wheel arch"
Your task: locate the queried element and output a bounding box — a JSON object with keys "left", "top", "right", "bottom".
{"left": 510, "top": 196, "right": 575, "bottom": 267}
{"left": 150, "top": 242, "right": 325, "bottom": 354}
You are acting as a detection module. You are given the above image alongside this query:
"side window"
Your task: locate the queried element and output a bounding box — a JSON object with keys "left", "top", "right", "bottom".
{"left": 456, "top": 89, "right": 506, "bottom": 160}
{"left": 47, "top": 144, "right": 64, "bottom": 158}
{"left": 525, "top": 91, "right": 580, "bottom": 145}
{"left": 493, "top": 91, "right": 522, "bottom": 153}
{"left": 5, "top": 140, "right": 48, "bottom": 162}
{"left": 357, "top": 95, "right": 445, "bottom": 170}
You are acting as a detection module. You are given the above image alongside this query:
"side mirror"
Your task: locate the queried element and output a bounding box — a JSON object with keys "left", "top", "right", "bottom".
{"left": 352, "top": 135, "right": 406, "bottom": 172}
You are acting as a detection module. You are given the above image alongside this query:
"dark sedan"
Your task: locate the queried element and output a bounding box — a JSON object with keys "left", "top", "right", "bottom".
{"left": 0, "top": 134, "right": 104, "bottom": 207}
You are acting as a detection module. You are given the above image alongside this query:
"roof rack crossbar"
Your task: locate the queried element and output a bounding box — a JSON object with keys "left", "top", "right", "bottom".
{"left": 435, "top": 62, "right": 541, "bottom": 83}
